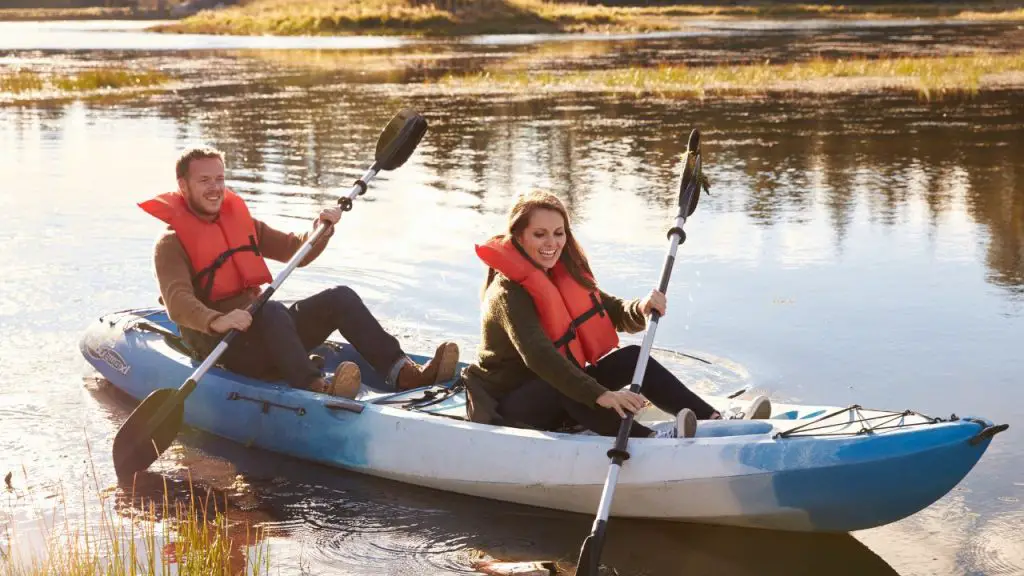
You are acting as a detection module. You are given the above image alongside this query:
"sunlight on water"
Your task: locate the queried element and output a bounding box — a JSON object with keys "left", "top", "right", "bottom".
{"left": 0, "top": 21, "right": 413, "bottom": 51}
{"left": 1, "top": 19, "right": 1022, "bottom": 576}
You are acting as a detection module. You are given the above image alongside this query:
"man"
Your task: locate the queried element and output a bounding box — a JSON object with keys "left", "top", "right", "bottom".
{"left": 142, "top": 146, "right": 459, "bottom": 398}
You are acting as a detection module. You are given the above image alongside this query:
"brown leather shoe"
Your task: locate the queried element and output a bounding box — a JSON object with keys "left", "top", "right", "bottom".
{"left": 397, "top": 342, "right": 459, "bottom": 390}
{"left": 328, "top": 361, "right": 362, "bottom": 399}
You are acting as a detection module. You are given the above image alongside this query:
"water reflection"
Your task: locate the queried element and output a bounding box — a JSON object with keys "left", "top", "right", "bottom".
{"left": 136, "top": 412, "right": 904, "bottom": 576}
{"left": 28, "top": 82, "right": 1013, "bottom": 296}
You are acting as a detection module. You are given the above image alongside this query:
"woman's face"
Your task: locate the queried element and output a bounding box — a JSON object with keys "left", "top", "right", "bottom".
{"left": 516, "top": 208, "right": 566, "bottom": 270}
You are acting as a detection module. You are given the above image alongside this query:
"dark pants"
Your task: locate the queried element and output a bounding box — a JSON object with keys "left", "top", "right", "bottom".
{"left": 220, "top": 285, "right": 406, "bottom": 390}
{"left": 496, "top": 345, "right": 717, "bottom": 437}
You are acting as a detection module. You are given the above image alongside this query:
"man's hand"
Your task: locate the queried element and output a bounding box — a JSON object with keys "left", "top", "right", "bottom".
{"left": 209, "top": 309, "right": 252, "bottom": 334}
{"left": 317, "top": 206, "right": 342, "bottom": 227}
{"left": 313, "top": 206, "right": 342, "bottom": 240}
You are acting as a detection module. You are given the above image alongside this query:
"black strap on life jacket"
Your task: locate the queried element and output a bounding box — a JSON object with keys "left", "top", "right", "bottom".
{"left": 192, "top": 234, "right": 261, "bottom": 302}
{"left": 552, "top": 292, "right": 607, "bottom": 358}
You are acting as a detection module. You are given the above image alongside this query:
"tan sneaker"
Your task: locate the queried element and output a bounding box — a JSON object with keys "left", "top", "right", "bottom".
{"left": 397, "top": 342, "right": 460, "bottom": 390}
{"left": 745, "top": 395, "right": 772, "bottom": 419}
{"left": 328, "top": 361, "right": 362, "bottom": 399}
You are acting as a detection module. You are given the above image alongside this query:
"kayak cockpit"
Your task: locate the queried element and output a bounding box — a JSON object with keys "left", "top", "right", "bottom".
{"left": 102, "top": 308, "right": 985, "bottom": 444}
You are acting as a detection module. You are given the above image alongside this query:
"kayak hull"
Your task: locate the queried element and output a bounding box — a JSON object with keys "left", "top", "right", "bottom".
{"left": 81, "top": 308, "right": 1005, "bottom": 533}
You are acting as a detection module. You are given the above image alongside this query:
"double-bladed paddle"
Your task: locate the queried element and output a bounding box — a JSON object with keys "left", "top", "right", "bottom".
{"left": 111, "top": 109, "right": 428, "bottom": 480}
{"left": 573, "top": 128, "right": 707, "bottom": 576}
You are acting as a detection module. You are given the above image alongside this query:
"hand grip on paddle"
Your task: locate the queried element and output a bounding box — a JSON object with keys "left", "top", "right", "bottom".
{"left": 209, "top": 310, "right": 252, "bottom": 334}
{"left": 316, "top": 206, "right": 343, "bottom": 229}
{"left": 597, "top": 390, "right": 647, "bottom": 418}
{"left": 639, "top": 289, "right": 666, "bottom": 318}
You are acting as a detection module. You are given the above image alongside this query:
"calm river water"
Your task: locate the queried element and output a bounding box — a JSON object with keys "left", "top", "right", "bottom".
{"left": 1, "top": 18, "right": 1022, "bottom": 576}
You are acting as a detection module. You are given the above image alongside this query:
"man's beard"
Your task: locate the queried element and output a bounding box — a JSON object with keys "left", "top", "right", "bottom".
{"left": 183, "top": 184, "right": 220, "bottom": 218}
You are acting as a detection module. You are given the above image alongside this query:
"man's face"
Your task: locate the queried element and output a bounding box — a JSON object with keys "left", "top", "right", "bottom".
{"left": 179, "top": 157, "right": 226, "bottom": 217}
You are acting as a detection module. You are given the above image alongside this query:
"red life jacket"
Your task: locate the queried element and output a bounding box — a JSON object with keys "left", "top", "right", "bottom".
{"left": 139, "top": 189, "right": 273, "bottom": 303}
{"left": 476, "top": 235, "right": 619, "bottom": 367}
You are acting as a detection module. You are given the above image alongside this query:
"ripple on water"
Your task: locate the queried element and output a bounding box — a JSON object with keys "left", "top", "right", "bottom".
{"left": 0, "top": 403, "right": 43, "bottom": 425}
{"left": 960, "top": 510, "right": 1024, "bottom": 576}
{"left": 290, "top": 491, "right": 475, "bottom": 574}
{"left": 854, "top": 489, "right": 1024, "bottom": 576}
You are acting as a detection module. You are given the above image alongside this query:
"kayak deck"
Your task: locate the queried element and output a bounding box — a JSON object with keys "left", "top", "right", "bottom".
{"left": 122, "top": 305, "right": 949, "bottom": 438}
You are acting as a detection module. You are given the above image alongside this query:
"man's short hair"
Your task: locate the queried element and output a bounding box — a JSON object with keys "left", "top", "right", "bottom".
{"left": 176, "top": 147, "right": 224, "bottom": 180}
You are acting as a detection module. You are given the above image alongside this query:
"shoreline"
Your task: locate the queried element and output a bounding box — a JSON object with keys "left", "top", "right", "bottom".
{"left": 424, "top": 71, "right": 1024, "bottom": 100}
{"left": 6, "top": 71, "right": 1023, "bottom": 106}
{"left": 0, "top": 7, "right": 171, "bottom": 21}
{"left": 424, "top": 52, "right": 1024, "bottom": 101}
{"left": 2, "top": 2, "right": 1023, "bottom": 36}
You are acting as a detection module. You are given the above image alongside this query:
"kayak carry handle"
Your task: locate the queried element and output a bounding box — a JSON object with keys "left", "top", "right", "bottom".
{"left": 969, "top": 423, "right": 1008, "bottom": 446}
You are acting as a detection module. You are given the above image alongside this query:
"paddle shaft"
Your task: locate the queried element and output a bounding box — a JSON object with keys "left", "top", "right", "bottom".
{"left": 576, "top": 131, "right": 702, "bottom": 576}
{"left": 131, "top": 164, "right": 382, "bottom": 442}
{"left": 577, "top": 213, "right": 687, "bottom": 569}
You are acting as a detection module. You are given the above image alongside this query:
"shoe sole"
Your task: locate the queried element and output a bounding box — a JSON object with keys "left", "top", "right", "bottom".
{"left": 431, "top": 342, "right": 460, "bottom": 385}
{"left": 748, "top": 398, "right": 772, "bottom": 420}
{"left": 330, "top": 363, "right": 362, "bottom": 399}
{"left": 678, "top": 410, "right": 697, "bottom": 438}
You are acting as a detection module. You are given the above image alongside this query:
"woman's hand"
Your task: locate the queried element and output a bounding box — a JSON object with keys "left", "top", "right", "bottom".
{"left": 596, "top": 389, "right": 647, "bottom": 418}
{"left": 640, "top": 289, "right": 667, "bottom": 317}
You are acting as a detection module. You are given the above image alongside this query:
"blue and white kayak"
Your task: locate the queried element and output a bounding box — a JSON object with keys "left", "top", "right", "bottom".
{"left": 80, "top": 307, "right": 1008, "bottom": 533}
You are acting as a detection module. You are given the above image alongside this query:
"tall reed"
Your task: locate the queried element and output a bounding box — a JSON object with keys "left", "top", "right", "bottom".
{"left": 2, "top": 443, "right": 269, "bottom": 576}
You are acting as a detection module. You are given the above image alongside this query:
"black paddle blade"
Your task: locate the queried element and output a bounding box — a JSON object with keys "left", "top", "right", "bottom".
{"left": 375, "top": 108, "right": 428, "bottom": 171}
{"left": 112, "top": 388, "right": 184, "bottom": 480}
{"left": 686, "top": 127, "right": 701, "bottom": 153}
{"left": 573, "top": 526, "right": 605, "bottom": 576}
{"left": 678, "top": 128, "right": 703, "bottom": 217}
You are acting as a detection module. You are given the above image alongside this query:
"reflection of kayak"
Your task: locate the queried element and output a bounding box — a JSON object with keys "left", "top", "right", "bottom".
{"left": 81, "top": 307, "right": 1008, "bottom": 533}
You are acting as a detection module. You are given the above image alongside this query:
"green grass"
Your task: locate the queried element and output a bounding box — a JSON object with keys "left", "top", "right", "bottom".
{"left": 0, "top": 68, "right": 171, "bottom": 96}
{"left": 153, "top": 0, "right": 1024, "bottom": 37}
{"left": 436, "top": 52, "right": 1024, "bottom": 99}
{"left": 2, "top": 464, "right": 270, "bottom": 576}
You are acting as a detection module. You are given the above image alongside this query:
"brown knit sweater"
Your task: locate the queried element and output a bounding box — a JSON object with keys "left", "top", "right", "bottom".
{"left": 463, "top": 274, "right": 647, "bottom": 425}
{"left": 153, "top": 217, "right": 332, "bottom": 357}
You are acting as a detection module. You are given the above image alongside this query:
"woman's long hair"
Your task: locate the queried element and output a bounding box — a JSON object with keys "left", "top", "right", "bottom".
{"left": 483, "top": 191, "right": 597, "bottom": 296}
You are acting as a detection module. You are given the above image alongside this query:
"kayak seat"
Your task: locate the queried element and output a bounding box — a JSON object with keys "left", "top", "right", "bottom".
{"left": 131, "top": 319, "right": 201, "bottom": 361}
{"left": 694, "top": 420, "right": 774, "bottom": 438}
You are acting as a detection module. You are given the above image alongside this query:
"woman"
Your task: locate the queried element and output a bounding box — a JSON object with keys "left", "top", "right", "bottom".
{"left": 463, "top": 191, "right": 770, "bottom": 439}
